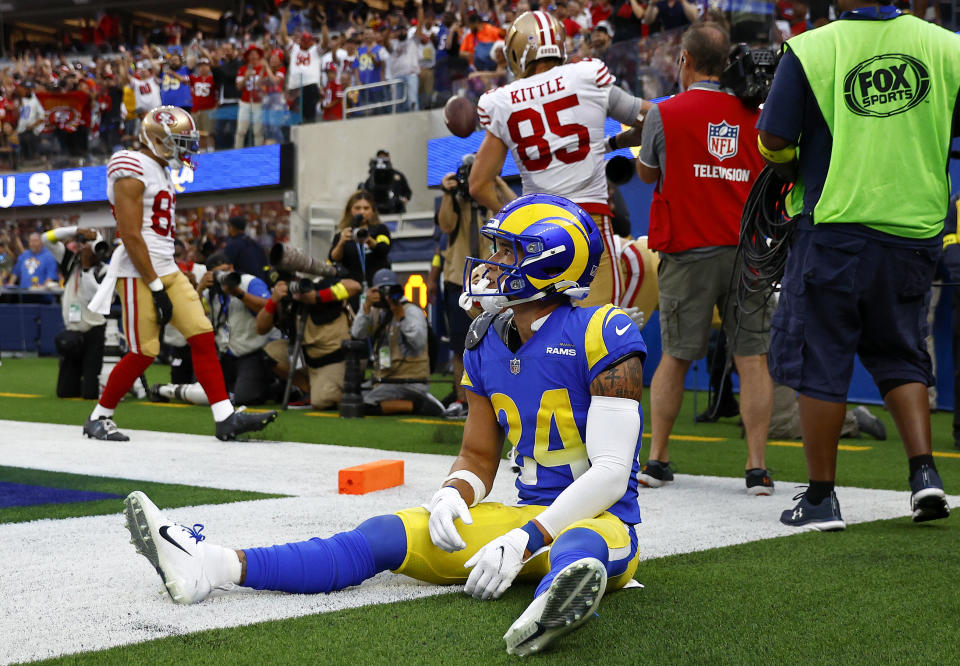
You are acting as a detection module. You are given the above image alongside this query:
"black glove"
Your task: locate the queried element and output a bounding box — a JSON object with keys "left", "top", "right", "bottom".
{"left": 151, "top": 286, "right": 173, "bottom": 326}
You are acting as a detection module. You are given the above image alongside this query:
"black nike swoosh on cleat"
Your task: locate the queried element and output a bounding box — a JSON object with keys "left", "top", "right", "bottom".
{"left": 159, "top": 525, "right": 192, "bottom": 556}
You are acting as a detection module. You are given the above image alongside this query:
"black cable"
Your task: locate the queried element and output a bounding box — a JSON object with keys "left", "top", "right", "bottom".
{"left": 737, "top": 166, "right": 796, "bottom": 318}
{"left": 700, "top": 166, "right": 795, "bottom": 423}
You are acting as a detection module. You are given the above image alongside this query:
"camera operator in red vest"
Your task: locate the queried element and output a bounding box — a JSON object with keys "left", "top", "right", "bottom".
{"left": 635, "top": 22, "right": 773, "bottom": 495}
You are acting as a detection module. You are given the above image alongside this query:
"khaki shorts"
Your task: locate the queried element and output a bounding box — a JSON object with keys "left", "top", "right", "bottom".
{"left": 117, "top": 272, "right": 212, "bottom": 358}
{"left": 657, "top": 247, "right": 771, "bottom": 361}
{"left": 265, "top": 339, "right": 344, "bottom": 410}
{"left": 193, "top": 109, "right": 214, "bottom": 135}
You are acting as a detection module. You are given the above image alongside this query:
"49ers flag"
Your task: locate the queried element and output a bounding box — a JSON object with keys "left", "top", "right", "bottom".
{"left": 36, "top": 90, "right": 92, "bottom": 132}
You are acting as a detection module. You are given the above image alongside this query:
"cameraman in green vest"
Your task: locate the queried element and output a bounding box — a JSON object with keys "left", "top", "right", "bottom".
{"left": 757, "top": 0, "right": 960, "bottom": 530}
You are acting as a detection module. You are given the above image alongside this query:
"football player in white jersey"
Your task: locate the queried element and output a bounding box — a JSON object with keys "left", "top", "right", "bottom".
{"left": 84, "top": 105, "right": 277, "bottom": 442}
{"left": 469, "top": 10, "right": 651, "bottom": 307}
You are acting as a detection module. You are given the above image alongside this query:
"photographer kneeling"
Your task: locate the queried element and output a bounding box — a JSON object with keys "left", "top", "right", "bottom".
{"left": 45, "top": 226, "right": 108, "bottom": 399}
{"left": 351, "top": 268, "right": 444, "bottom": 416}
{"left": 198, "top": 254, "right": 273, "bottom": 406}
{"left": 259, "top": 270, "right": 362, "bottom": 410}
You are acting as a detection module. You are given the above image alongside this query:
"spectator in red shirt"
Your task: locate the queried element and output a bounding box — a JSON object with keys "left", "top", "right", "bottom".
{"left": 235, "top": 44, "right": 277, "bottom": 148}
{"left": 322, "top": 63, "right": 346, "bottom": 121}
{"left": 190, "top": 57, "right": 217, "bottom": 152}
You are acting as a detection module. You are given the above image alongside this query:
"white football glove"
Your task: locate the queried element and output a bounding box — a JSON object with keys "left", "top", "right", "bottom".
{"left": 463, "top": 528, "right": 529, "bottom": 600}
{"left": 425, "top": 486, "right": 473, "bottom": 552}
{"left": 622, "top": 306, "right": 645, "bottom": 329}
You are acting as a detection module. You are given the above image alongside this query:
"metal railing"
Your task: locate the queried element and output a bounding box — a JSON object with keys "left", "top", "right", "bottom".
{"left": 343, "top": 79, "right": 408, "bottom": 118}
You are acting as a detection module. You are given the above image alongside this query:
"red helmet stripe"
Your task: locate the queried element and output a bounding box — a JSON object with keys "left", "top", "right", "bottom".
{"left": 532, "top": 11, "right": 549, "bottom": 47}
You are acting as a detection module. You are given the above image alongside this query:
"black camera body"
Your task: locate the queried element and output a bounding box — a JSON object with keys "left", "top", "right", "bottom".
{"left": 375, "top": 284, "right": 404, "bottom": 308}
{"left": 368, "top": 157, "right": 394, "bottom": 187}
{"left": 454, "top": 162, "right": 472, "bottom": 199}
{"left": 351, "top": 214, "right": 370, "bottom": 241}
{"left": 77, "top": 236, "right": 111, "bottom": 265}
{"left": 288, "top": 276, "right": 317, "bottom": 296}
{"left": 213, "top": 270, "right": 242, "bottom": 290}
{"left": 720, "top": 44, "right": 779, "bottom": 108}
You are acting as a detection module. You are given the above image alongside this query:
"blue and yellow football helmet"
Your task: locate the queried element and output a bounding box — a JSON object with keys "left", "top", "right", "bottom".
{"left": 462, "top": 194, "right": 602, "bottom": 309}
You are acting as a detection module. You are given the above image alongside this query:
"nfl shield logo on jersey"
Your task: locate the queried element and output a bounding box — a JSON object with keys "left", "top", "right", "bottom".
{"left": 510, "top": 358, "right": 521, "bottom": 375}
{"left": 707, "top": 121, "right": 739, "bottom": 161}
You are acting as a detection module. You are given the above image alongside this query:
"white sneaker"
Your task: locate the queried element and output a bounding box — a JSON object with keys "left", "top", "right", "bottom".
{"left": 124, "top": 491, "right": 213, "bottom": 604}
{"left": 503, "top": 557, "right": 607, "bottom": 657}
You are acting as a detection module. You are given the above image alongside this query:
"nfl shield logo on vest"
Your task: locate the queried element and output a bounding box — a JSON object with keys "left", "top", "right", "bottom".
{"left": 510, "top": 358, "right": 521, "bottom": 375}
{"left": 707, "top": 121, "right": 739, "bottom": 161}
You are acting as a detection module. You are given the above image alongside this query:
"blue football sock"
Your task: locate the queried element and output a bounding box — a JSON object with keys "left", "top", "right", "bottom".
{"left": 242, "top": 514, "right": 407, "bottom": 594}
{"left": 534, "top": 527, "right": 609, "bottom": 598}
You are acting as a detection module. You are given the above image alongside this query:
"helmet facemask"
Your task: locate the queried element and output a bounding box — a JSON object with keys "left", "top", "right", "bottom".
{"left": 461, "top": 229, "right": 589, "bottom": 312}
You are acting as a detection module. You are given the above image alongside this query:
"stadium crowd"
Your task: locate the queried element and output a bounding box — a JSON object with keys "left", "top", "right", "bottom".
{"left": 7, "top": 0, "right": 951, "bottom": 170}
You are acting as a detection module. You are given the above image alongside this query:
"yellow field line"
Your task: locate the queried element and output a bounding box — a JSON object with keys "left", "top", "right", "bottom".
{"left": 769, "top": 440, "right": 872, "bottom": 452}
{"left": 401, "top": 418, "right": 465, "bottom": 426}
{"left": 642, "top": 433, "right": 726, "bottom": 442}
{"left": 138, "top": 402, "right": 191, "bottom": 408}
{"left": 0, "top": 392, "right": 42, "bottom": 398}
{"left": 934, "top": 450, "right": 960, "bottom": 459}
{"left": 305, "top": 412, "right": 338, "bottom": 418}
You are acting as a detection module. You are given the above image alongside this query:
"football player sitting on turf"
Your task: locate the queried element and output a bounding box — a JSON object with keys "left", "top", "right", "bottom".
{"left": 124, "top": 194, "right": 647, "bottom": 656}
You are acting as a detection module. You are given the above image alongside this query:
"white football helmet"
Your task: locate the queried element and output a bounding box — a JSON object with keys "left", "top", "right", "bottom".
{"left": 139, "top": 105, "right": 200, "bottom": 170}
{"left": 505, "top": 11, "right": 567, "bottom": 78}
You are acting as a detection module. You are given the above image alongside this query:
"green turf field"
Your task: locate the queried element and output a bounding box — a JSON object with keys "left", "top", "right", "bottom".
{"left": 39, "top": 519, "right": 960, "bottom": 665}
{"left": 3, "top": 356, "right": 959, "bottom": 664}
{"left": 2, "top": 356, "right": 958, "bottom": 489}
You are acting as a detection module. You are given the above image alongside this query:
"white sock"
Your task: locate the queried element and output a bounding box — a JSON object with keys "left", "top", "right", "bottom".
{"left": 90, "top": 404, "right": 114, "bottom": 420}
{"left": 211, "top": 399, "right": 234, "bottom": 422}
{"left": 202, "top": 543, "right": 243, "bottom": 587}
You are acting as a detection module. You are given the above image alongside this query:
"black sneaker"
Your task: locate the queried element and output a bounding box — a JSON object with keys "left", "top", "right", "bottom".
{"left": 909, "top": 464, "right": 951, "bottom": 523}
{"left": 780, "top": 489, "right": 846, "bottom": 531}
{"left": 418, "top": 393, "right": 446, "bottom": 417}
{"left": 148, "top": 384, "right": 169, "bottom": 403}
{"left": 215, "top": 409, "right": 278, "bottom": 441}
{"left": 83, "top": 416, "right": 130, "bottom": 442}
{"left": 852, "top": 406, "right": 886, "bottom": 441}
{"left": 638, "top": 460, "right": 674, "bottom": 488}
{"left": 746, "top": 468, "right": 775, "bottom": 496}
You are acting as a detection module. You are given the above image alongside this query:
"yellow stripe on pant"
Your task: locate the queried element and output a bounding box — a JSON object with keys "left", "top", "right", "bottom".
{"left": 393, "top": 502, "right": 638, "bottom": 591}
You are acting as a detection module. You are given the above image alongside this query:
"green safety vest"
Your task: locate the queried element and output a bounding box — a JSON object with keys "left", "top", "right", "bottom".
{"left": 787, "top": 15, "right": 960, "bottom": 238}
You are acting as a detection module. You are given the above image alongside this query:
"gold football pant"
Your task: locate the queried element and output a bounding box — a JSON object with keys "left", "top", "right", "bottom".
{"left": 394, "top": 502, "right": 639, "bottom": 590}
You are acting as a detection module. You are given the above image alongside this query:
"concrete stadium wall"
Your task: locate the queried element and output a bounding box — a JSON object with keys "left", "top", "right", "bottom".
{"left": 290, "top": 109, "right": 449, "bottom": 244}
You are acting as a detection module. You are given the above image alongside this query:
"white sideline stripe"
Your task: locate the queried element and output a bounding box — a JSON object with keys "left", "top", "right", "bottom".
{"left": 0, "top": 420, "right": 954, "bottom": 664}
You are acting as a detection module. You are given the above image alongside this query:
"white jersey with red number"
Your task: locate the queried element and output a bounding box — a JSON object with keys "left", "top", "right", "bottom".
{"left": 133, "top": 76, "right": 162, "bottom": 113}
{"left": 106, "top": 150, "right": 178, "bottom": 279}
{"left": 477, "top": 58, "right": 615, "bottom": 206}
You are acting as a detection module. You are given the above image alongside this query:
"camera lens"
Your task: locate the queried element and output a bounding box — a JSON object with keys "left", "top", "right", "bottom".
{"left": 355, "top": 228, "right": 369, "bottom": 241}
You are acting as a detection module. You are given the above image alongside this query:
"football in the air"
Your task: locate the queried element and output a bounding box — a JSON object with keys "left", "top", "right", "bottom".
{"left": 443, "top": 96, "right": 479, "bottom": 138}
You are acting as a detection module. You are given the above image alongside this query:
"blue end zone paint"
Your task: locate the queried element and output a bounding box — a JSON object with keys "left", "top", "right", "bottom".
{"left": 0, "top": 482, "right": 123, "bottom": 508}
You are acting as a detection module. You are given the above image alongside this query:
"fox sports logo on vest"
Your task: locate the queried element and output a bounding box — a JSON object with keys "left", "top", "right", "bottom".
{"left": 842, "top": 54, "right": 931, "bottom": 118}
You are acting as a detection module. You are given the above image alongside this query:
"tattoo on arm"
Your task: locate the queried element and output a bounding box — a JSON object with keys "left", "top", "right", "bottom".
{"left": 590, "top": 355, "right": 644, "bottom": 400}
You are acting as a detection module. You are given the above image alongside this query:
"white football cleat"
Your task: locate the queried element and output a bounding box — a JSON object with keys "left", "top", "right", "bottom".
{"left": 124, "top": 491, "right": 213, "bottom": 604}
{"left": 503, "top": 557, "right": 608, "bottom": 657}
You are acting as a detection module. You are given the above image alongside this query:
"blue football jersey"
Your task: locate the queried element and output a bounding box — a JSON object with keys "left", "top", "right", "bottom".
{"left": 462, "top": 303, "right": 647, "bottom": 524}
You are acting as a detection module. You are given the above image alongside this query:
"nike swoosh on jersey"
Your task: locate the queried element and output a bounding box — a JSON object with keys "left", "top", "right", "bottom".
{"left": 615, "top": 324, "right": 631, "bottom": 336}
{"left": 159, "top": 525, "right": 192, "bottom": 556}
